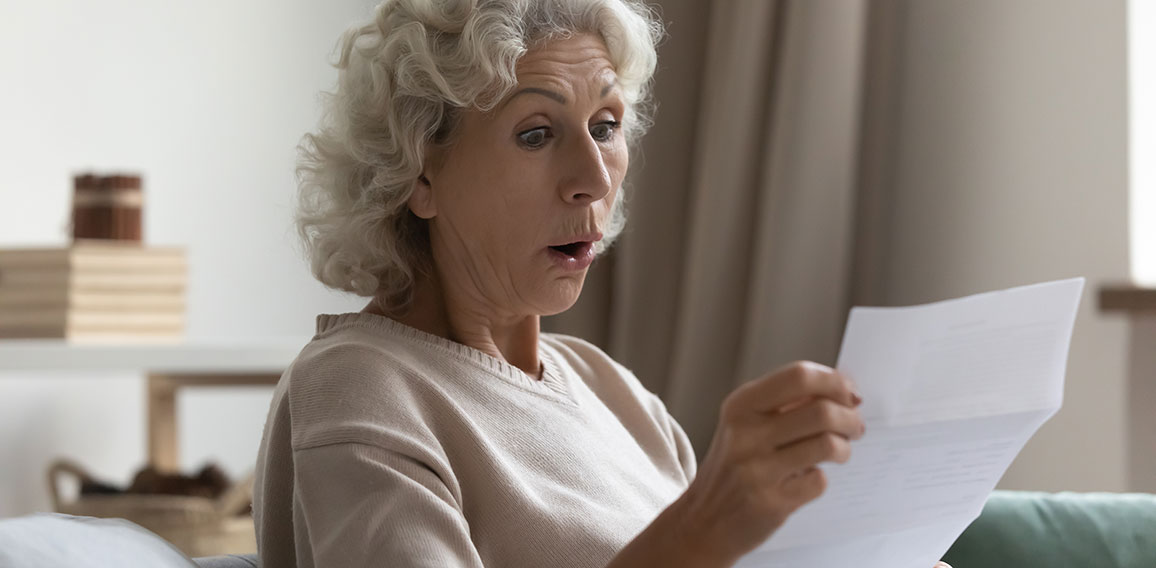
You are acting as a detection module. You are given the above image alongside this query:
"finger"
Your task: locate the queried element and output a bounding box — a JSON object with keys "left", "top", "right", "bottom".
{"left": 778, "top": 372, "right": 861, "bottom": 414}
{"left": 778, "top": 466, "right": 827, "bottom": 506}
{"left": 934, "top": 563, "right": 952, "bottom": 568}
{"left": 731, "top": 361, "right": 860, "bottom": 416}
{"left": 763, "top": 399, "right": 865, "bottom": 448}
{"left": 773, "top": 431, "right": 853, "bottom": 474}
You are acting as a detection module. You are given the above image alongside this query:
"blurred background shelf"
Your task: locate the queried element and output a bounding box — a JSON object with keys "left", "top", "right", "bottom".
{"left": 0, "top": 339, "right": 305, "bottom": 372}
{"left": 1100, "top": 284, "right": 1156, "bottom": 312}
{"left": 0, "top": 338, "right": 306, "bottom": 472}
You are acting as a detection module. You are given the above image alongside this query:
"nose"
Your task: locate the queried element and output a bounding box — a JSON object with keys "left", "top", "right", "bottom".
{"left": 557, "top": 131, "right": 613, "bottom": 204}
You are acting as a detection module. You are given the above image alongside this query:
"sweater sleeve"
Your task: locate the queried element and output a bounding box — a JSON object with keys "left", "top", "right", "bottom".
{"left": 292, "top": 442, "right": 484, "bottom": 568}
{"left": 664, "top": 411, "right": 699, "bottom": 484}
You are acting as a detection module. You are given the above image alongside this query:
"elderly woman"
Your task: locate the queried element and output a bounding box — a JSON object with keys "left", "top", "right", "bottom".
{"left": 253, "top": 0, "right": 951, "bottom": 567}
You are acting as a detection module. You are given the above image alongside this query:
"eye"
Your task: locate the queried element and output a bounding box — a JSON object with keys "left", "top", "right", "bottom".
{"left": 591, "top": 121, "right": 621, "bottom": 142}
{"left": 517, "top": 127, "right": 551, "bottom": 149}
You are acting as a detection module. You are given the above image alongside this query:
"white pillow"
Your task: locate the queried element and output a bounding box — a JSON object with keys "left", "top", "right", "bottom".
{"left": 0, "top": 513, "right": 197, "bottom": 568}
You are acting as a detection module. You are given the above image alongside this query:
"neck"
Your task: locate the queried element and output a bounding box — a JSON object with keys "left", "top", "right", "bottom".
{"left": 362, "top": 273, "right": 543, "bottom": 380}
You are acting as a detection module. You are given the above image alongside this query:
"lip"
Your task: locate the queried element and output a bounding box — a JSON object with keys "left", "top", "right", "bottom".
{"left": 547, "top": 232, "right": 603, "bottom": 247}
{"left": 545, "top": 241, "right": 596, "bottom": 271}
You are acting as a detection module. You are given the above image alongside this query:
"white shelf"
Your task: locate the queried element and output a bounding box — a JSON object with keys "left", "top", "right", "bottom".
{"left": 0, "top": 338, "right": 308, "bottom": 373}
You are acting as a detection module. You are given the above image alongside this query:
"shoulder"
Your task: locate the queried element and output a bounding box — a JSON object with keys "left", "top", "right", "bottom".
{"left": 289, "top": 322, "right": 427, "bottom": 398}
{"left": 292, "top": 323, "right": 406, "bottom": 372}
{"left": 282, "top": 322, "right": 448, "bottom": 451}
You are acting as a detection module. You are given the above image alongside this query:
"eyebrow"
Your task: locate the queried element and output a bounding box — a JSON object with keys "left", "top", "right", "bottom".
{"left": 501, "top": 80, "right": 619, "bottom": 109}
{"left": 507, "top": 87, "right": 567, "bottom": 106}
{"left": 601, "top": 80, "right": 616, "bottom": 98}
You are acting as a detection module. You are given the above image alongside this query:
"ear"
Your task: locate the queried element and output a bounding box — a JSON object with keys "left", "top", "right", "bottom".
{"left": 407, "top": 174, "right": 437, "bottom": 219}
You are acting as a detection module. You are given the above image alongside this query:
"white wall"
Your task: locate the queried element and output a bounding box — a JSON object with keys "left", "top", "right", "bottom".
{"left": 1130, "top": 0, "right": 1156, "bottom": 285}
{"left": 885, "top": 0, "right": 1131, "bottom": 490}
{"left": 0, "top": 0, "right": 371, "bottom": 516}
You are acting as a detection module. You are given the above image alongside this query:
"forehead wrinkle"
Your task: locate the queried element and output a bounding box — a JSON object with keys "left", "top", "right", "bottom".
{"left": 507, "top": 66, "right": 620, "bottom": 112}
{"left": 511, "top": 35, "right": 619, "bottom": 104}
{"left": 503, "top": 87, "right": 568, "bottom": 108}
{"left": 516, "top": 39, "right": 613, "bottom": 71}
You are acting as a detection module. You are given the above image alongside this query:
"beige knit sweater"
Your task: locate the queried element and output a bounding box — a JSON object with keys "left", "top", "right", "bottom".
{"left": 253, "top": 312, "right": 698, "bottom": 567}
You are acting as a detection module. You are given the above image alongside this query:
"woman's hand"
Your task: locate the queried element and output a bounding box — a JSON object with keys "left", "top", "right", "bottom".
{"left": 672, "top": 361, "right": 865, "bottom": 566}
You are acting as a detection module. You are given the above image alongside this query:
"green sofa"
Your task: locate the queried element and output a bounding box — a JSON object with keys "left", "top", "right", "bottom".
{"left": 942, "top": 490, "right": 1156, "bottom": 567}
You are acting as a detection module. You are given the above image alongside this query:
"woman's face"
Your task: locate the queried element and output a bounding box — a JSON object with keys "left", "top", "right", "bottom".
{"left": 412, "top": 33, "right": 628, "bottom": 318}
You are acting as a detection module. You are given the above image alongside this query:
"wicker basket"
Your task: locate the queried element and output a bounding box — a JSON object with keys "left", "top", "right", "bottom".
{"left": 47, "top": 459, "right": 257, "bottom": 558}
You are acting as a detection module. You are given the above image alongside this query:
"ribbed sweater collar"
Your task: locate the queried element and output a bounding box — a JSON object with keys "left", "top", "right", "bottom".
{"left": 315, "top": 312, "right": 572, "bottom": 402}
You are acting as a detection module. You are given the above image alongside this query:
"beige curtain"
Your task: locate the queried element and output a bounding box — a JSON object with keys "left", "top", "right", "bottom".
{"left": 544, "top": 0, "right": 898, "bottom": 458}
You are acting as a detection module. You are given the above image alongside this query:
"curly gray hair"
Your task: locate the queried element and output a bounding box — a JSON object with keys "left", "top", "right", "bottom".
{"left": 295, "top": 0, "right": 664, "bottom": 309}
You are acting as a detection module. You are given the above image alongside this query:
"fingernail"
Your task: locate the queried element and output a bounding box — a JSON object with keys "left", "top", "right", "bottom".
{"left": 851, "top": 391, "right": 863, "bottom": 406}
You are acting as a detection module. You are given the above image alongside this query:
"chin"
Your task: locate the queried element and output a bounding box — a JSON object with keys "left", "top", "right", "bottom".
{"left": 536, "top": 280, "right": 585, "bottom": 316}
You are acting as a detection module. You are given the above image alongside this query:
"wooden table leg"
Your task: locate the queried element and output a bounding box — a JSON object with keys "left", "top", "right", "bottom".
{"left": 1130, "top": 318, "right": 1156, "bottom": 492}
{"left": 145, "top": 372, "right": 283, "bottom": 472}
{"left": 147, "top": 373, "right": 180, "bottom": 472}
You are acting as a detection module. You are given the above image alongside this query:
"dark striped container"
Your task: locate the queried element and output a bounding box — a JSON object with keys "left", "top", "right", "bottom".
{"left": 72, "top": 173, "right": 143, "bottom": 242}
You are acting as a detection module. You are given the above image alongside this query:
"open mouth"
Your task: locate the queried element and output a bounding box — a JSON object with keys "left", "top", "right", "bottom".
{"left": 545, "top": 232, "right": 600, "bottom": 270}
{"left": 546, "top": 241, "right": 595, "bottom": 270}
{"left": 549, "top": 242, "right": 590, "bottom": 257}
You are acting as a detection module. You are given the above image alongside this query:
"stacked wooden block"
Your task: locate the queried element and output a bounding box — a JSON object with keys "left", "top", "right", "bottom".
{"left": 0, "top": 241, "right": 187, "bottom": 342}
